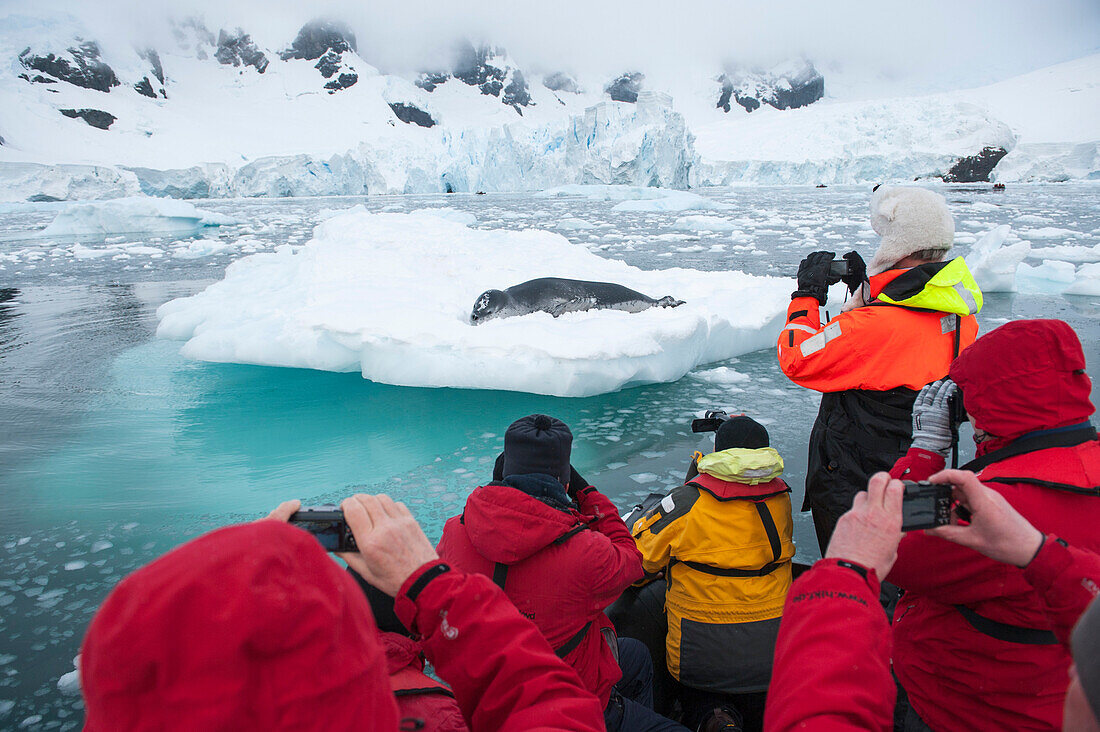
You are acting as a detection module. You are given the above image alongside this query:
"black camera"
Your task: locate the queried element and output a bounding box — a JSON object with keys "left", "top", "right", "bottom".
{"left": 691, "top": 409, "right": 731, "bottom": 433}
{"left": 288, "top": 505, "right": 358, "bottom": 552}
{"left": 900, "top": 481, "right": 954, "bottom": 531}
{"left": 828, "top": 260, "right": 850, "bottom": 279}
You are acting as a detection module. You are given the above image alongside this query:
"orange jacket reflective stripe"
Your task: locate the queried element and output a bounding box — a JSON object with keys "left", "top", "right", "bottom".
{"left": 777, "top": 269, "right": 978, "bottom": 393}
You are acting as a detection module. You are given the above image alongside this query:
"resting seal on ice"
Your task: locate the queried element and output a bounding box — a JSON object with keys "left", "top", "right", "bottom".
{"left": 470, "top": 277, "right": 685, "bottom": 324}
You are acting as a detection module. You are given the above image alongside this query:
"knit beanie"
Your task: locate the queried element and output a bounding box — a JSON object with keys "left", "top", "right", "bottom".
{"left": 868, "top": 186, "right": 955, "bottom": 275}
{"left": 1072, "top": 597, "right": 1100, "bottom": 723}
{"left": 715, "top": 416, "right": 770, "bottom": 452}
{"left": 501, "top": 414, "right": 572, "bottom": 486}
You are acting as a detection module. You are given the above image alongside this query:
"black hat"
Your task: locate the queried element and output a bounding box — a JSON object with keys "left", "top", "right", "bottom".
{"left": 714, "top": 416, "right": 770, "bottom": 452}
{"left": 502, "top": 414, "right": 572, "bottom": 486}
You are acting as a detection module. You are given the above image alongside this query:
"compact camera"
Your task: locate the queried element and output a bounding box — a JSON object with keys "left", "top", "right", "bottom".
{"left": 828, "top": 260, "right": 851, "bottom": 279}
{"left": 900, "top": 481, "right": 955, "bottom": 531}
{"left": 287, "top": 505, "right": 358, "bottom": 552}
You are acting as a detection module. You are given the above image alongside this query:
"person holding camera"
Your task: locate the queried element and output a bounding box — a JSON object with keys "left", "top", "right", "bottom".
{"left": 776, "top": 186, "right": 982, "bottom": 554}
{"left": 79, "top": 494, "right": 606, "bottom": 731}
{"left": 436, "top": 414, "right": 687, "bottom": 732}
{"left": 882, "top": 318, "right": 1100, "bottom": 731}
{"left": 627, "top": 415, "right": 795, "bottom": 732}
{"left": 764, "top": 469, "right": 1100, "bottom": 732}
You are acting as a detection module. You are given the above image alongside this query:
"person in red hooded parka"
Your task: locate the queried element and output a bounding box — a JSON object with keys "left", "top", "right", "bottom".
{"left": 437, "top": 414, "right": 688, "bottom": 732}
{"left": 80, "top": 494, "right": 606, "bottom": 732}
{"left": 886, "top": 319, "right": 1100, "bottom": 731}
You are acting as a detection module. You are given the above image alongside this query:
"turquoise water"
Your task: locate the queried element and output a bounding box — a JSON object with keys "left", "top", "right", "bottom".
{"left": 2, "top": 185, "right": 1099, "bottom": 728}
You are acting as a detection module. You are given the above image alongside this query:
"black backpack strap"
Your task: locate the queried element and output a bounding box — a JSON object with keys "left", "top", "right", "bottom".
{"left": 961, "top": 425, "right": 1098, "bottom": 473}
{"left": 954, "top": 605, "right": 1058, "bottom": 645}
{"left": 552, "top": 522, "right": 591, "bottom": 545}
{"left": 755, "top": 501, "right": 782, "bottom": 565}
{"left": 555, "top": 620, "right": 593, "bottom": 658}
{"left": 492, "top": 562, "right": 509, "bottom": 589}
{"left": 667, "top": 497, "right": 787, "bottom": 578}
{"left": 982, "top": 477, "right": 1099, "bottom": 497}
{"left": 394, "top": 686, "right": 457, "bottom": 699}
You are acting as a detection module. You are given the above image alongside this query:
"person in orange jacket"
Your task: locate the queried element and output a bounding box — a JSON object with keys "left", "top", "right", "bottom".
{"left": 776, "top": 185, "right": 982, "bottom": 553}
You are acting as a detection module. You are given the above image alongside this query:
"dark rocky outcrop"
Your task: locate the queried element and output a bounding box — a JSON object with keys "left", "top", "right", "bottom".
{"left": 605, "top": 72, "right": 644, "bottom": 103}
{"left": 215, "top": 29, "right": 269, "bottom": 73}
{"left": 324, "top": 73, "right": 359, "bottom": 93}
{"left": 60, "top": 108, "right": 116, "bottom": 130}
{"left": 543, "top": 72, "right": 579, "bottom": 94}
{"left": 389, "top": 103, "right": 436, "bottom": 128}
{"left": 19, "top": 41, "right": 119, "bottom": 92}
{"left": 942, "top": 146, "right": 1009, "bottom": 183}
{"left": 415, "top": 72, "right": 449, "bottom": 92}
{"left": 281, "top": 20, "right": 356, "bottom": 61}
{"left": 134, "top": 78, "right": 157, "bottom": 98}
{"left": 503, "top": 70, "right": 531, "bottom": 112}
{"left": 415, "top": 42, "right": 532, "bottom": 113}
{"left": 717, "top": 61, "right": 824, "bottom": 113}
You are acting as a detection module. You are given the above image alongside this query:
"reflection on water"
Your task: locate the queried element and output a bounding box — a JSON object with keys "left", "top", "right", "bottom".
{"left": 1, "top": 186, "right": 1098, "bottom": 728}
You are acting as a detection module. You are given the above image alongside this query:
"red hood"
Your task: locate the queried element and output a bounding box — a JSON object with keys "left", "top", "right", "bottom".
{"left": 951, "top": 319, "right": 1094, "bottom": 440}
{"left": 692, "top": 473, "right": 790, "bottom": 500}
{"left": 82, "top": 521, "right": 398, "bottom": 730}
{"left": 382, "top": 632, "right": 423, "bottom": 676}
{"left": 462, "top": 483, "right": 586, "bottom": 564}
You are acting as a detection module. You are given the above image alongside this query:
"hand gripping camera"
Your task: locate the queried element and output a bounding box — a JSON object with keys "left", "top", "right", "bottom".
{"left": 287, "top": 505, "right": 358, "bottom": 552}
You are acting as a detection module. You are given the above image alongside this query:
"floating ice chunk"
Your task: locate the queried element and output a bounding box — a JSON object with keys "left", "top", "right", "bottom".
{"left": 1066, "top": 263, "right": 1100, "bottom": 296}
{"left": 965, "top": 225, "right": 1030, "bottom": 293}
{"left": 40, "top": 198, "right": 233, "bottom": 239}
{"left": 672, "top": 215, "right": 738, "bottom": 233}
{"left": 557, "top": 218, "right": 595, "bottom": 231}
{"left": 63, "top": 561, "right": 87, "bottom": 571}
{"left": 413, "top": 208, "right": 478, "bottom": 226}
{"left": 90, "top": 540, "right": 113, "bottom": 553}
{"left": 692, "top": 366, "right": 751, "bottom": 385}
{"left": 156, "top": 210, "right": 791, "bottom": 398}
{"left": 1029, "top": 243, "right": 1100, "bottom": 263}
{"left": 1020, "top": 227, "right": 1080, "bottom": 240}
{"left": 613, "top": 191, "right": 731, "bottom": 213}
{"left": 630, "top": 473, "right": 660, "bottom": 484}
{"left": 172, "top": 239, "right": 234, "bottom": 260}
{"left": 0, "top": 700, "right": 11, "bottom": 717}
{"left": 537, "top": 185, "right": 673, "bottom": 201}
{"left": 1016, "top": 259, "right": 1077, "bottom": 295}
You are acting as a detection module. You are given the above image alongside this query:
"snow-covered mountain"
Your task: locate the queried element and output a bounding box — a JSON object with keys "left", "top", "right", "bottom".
{"left": 0, "top": 10, "right": 1096, "bottom": 201}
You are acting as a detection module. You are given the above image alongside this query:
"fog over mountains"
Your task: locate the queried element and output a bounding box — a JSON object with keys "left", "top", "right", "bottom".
{"left": 0, "top": 0, "right": 1097, "bottom": 200}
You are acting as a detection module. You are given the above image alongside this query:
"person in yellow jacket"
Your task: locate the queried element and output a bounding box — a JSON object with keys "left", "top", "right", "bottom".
{"left": 630, "top": 416, "right": 795, "bottom": 732}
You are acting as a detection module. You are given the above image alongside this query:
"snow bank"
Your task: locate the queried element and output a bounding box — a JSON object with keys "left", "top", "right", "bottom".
{"left": 965, "top": 225, "right": 1030, "bottom": 293}
{"left": 39, "top": 198, "right": 233, "bottom": 238}
{"left": 156, "top": 209, "right": 792, "bottom": 397}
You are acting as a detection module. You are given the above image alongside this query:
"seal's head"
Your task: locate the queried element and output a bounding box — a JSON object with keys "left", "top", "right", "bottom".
{"left": 470, "top": 289, "right": 508, "bottom": 325}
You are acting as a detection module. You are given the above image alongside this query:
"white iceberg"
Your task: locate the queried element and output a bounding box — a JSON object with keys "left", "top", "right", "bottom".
{"left": 965, "top": 225, "right": 1030, "bottom": 293}
{"left": 1016, "top": 259, "right": 1077, "bottom": 295}
{"left": 39, "top": 198, "right": 233, "bottom": 239}
{"left": 1066, "top": 263, "right": 1100, "bottom": 297}
{"left": 156, "top": 210, "right": 792, "bottom": 397}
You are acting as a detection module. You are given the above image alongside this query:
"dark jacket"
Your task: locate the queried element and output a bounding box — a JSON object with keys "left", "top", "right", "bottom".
{"left": 778, "top": 263, "right": 980, "bottom": 519}
{"left": 437, "top": 475, "right": 644, "bottom": 707}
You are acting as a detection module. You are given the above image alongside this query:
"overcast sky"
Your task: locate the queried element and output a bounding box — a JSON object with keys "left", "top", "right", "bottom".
{"left": 6, "top": 0, "right": 1100, "bottom": 93}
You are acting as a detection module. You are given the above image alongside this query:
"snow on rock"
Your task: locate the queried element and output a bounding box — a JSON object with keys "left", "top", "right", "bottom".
{"left": 716, "top": 60, "right": 824, "bottom": 113}
{"left": 1016, "top": 259, "right": 1077, "bottom": 295}
{"left": 965, "top": 225, "right": 1030, "bottom": 293}
{"left": 694, "top": 97, "right": 1016, "bottom": 186}
{"left": 40, "top": 198, "right": 233, "bottom": 238}
{"left": 156, "top": 209, "right": 792, "bottom": 397}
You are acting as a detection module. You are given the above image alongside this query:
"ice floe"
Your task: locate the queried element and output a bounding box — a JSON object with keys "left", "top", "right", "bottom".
{"left": 156, "top": 208, "right": 791, "bottom": 397}
{"left": 38, "top": 198, "right": 233, "bottom": 239}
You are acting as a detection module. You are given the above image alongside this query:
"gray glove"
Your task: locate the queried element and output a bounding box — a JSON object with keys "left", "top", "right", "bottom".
{"left": 910, "top": 379, "right": 957, "bottom": 457}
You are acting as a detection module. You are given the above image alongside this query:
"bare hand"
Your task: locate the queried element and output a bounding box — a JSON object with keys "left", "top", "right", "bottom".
{"left": 265, "top": 499, "right": 301, "bottom": 522}
{"left": 925, "top": 469, "right": 1045, "bottom": 567}
{"left": 338, "top": 494, "right": 440, "bottom": 596}
{"left": 826, "top": 472, "right": 905, "bottom": 578}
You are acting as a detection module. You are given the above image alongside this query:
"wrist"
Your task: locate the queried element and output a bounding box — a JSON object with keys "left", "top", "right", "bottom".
{"left": 1015, "top": 528, "right": 1048, "bottom": 568}
{"left": 910, "top": 437, "right": 951, "bottom": 457}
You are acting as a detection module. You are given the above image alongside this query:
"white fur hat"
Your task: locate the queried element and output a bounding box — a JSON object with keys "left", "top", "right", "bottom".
{"left": 868, "top": 186, "right": 955, "bottom": 275}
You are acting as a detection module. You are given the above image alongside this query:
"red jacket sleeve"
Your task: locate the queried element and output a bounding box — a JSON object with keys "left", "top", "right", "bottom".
{"left": 394, "top": 561, "right": 605, "bottom": 732}
{"left": 889, "top": 448, "right": 946, "bottom": 480}
{"left": 766, "top": 559, "right": 895, "bottom": 732}
{"left": 574, "top": 487, "right": 644, "bottom": 607}
{"left": 1024, "top": 536, "right": 1100, "bottom": 648}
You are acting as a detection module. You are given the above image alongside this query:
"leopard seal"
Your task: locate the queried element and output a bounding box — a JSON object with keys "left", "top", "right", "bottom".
{"left": 470, "top": 277, "right": 685, "bottom": 325}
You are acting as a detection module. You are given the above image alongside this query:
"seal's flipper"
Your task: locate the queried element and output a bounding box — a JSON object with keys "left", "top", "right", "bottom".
{"left": 549, "top": 297, "right": 597, "bottom": 317}
{"left": 657, "top": 296, "right": 686, "bottom": 308}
